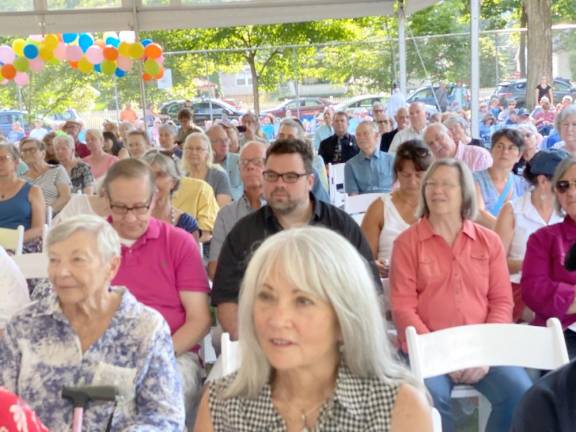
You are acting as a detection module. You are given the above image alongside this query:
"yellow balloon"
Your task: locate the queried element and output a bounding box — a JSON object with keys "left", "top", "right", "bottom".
{"left": 118, "top": 42, "right": 131, "bottom": 58}
{"left": 12, "top": 39, "right": 26, "bottom": 57}
{"left": 39, "top": 44, "right": 54, "bottom": 61}
{"left": 78, "top": 57, "right": 93, "bottom": 74}
{"left": 129, "top": 42, "right": 144, "bottom": 60}
{"left": 44, "top": 34, "right": 59, "bottom": 49}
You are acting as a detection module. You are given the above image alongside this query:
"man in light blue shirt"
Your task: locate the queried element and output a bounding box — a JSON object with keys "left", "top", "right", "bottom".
{"left": 344, "top": 121, "right": 395, "bottom": 195}
{"left": 313, "top": 107, "right": 334, "bottom": 152}
{"left": 207, "top": 124, "right": 243, "bottom": 200}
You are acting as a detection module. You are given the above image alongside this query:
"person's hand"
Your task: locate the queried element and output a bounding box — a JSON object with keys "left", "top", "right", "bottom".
{"left": 374, "top": 259, "right": 390, "bottom": 278}
{"left": 456, "top": 367, "right": 489, "bottom": 384}
{"left": 449, "top": 370, "right": 464, "bottom": 383}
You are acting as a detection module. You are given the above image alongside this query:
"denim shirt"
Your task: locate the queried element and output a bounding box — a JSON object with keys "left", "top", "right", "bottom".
{"left": 0, "top": 287, "right": 185, "bottom": 431}
{"left": 344, "top": 150, "right": 395, "bottom": 194}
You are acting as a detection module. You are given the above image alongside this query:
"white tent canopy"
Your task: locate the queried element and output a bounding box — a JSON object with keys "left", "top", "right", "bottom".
{"left": 0, "top": 0, "right": 438, "bottom": 35}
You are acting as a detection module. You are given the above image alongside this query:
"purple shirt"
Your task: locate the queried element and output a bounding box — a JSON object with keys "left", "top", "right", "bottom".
{"left": 454, "top": 142, "right": 493, "bottom": 172}
{"left": 521, "top": 216, "right": 576, "bottom": 328}
{"left": 112, "top": 218, "right": 210, "bottom": 335}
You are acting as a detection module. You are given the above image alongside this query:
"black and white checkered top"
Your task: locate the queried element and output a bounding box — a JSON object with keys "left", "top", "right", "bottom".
{"left": 208, "top": 364, "right": 400, "bottom": 431}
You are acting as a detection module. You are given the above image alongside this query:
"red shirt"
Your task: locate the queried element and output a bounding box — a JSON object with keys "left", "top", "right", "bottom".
{"left": 0, "top": 387, "right": 49, "bottom": 431}
{"left": 391, "top": 217, "right": 513, "bottom": 351}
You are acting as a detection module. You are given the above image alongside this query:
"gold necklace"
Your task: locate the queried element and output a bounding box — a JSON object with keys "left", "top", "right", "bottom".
{"left": 274, "top": 396, "right": 329, "bottom": 432}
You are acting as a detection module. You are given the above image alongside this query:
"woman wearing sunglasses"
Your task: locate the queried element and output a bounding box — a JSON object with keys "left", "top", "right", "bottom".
{"left": 521, "top": 156, "right": 576, "bottom": 358}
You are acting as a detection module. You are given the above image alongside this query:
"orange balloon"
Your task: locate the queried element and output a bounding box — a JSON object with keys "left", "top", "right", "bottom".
{"left": 142, "top": 73, "right": 152, "bottom": 81}
{"left": 94, "top": 39, "right": 105, "bottom": 48}
{"left": 103, "top": 46, "right": 118, "bottom": 61}
{"left": 68, "top": 60, "right": 78, "bottom": 69}
{"left": 1, "top": 64, "right": 16, "bottom": 80}
{"left": 154, "top": 68, "right": 164, "bottom": 79}
{"left": 144, "top": 43, "right": 162, "bottom": 59}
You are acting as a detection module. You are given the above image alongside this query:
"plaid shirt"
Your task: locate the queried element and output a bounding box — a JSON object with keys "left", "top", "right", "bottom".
{"left": 208, "top": 364, "right": 399, "bottom": 431}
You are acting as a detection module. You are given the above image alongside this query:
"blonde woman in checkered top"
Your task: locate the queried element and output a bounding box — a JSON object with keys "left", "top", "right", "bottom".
{"left": 195, "top": 226, "right": 432, "bottom": 431}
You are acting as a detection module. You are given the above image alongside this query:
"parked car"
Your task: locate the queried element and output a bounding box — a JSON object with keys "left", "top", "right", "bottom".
{"left": 43, "top": 108, "right": 81, "bottom": 129}
{"left": 492, "top": 77, "right": 576, "bottom": 107}
{"left": 261, "top": 97, "right": 333, "bottom": 119}
{"left": 159, "top": 98, "right": 245, "bottom": 126}
{"left": 407, "top": 84, "right": 470, "bottom": 112}
{"left": 334, "top": 94, "right": 389, "bottom": 116}
{"left": 0, "top": 110, "right": 28, "bottom": 141}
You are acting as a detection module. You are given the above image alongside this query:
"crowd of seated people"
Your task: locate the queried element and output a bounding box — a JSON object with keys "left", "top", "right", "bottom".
{"left": 3, "top": 99, "right": 576, "bottom": 432}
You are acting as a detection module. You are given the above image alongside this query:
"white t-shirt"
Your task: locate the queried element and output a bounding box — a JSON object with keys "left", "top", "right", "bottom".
{"left": 0, "top": 246, "right": 29, "bottom": 329}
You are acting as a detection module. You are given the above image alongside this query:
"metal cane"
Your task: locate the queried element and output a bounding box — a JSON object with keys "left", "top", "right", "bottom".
{"left": 62, "top": 385, "right": 119, "bottom": 432}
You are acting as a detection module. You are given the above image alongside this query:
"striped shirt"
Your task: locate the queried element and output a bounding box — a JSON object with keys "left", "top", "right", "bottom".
{"left": 22, "top": 165, "right": 71, "bottom": 207}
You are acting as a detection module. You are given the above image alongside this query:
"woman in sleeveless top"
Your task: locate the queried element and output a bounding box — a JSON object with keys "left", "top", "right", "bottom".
{"left": 495, "top": 150, "right": 566, "bottom": 322}
{"left": 361, "top": 140, "right": 433, "bottom": 277}
{"left": 194, "top": 227, "right": 432, "bottom": 432}
{"left": 0, "top": 144, "right": 45, "bottom": 245}
{"left": 474, "top": 128, "right": 530, "bottom": 228}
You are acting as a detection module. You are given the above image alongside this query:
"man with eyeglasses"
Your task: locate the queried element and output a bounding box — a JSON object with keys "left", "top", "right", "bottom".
{"left": 103, "top": 159, "right": 211, "bottom": 428}
{"left": 372, "top": 102, "right": 392, "bottom": 136}
{"left": 207, "top": 141, "right": 267, "bottom": 280}
{"left": 207, "top": 124, "right": 243, "bottom": 200}
{"left": 381, "top": 106, "right": 410, "bottom": 153}
{"left": 211, "top": 138, "right": 380, "bottom": 340}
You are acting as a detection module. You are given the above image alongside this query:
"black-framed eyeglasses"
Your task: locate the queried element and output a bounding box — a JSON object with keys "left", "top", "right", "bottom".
{"left": 556, "top": 180, "right": 576, "bottom": 194}
{"left": 109, "top": 197, "right": 153, "bottom": 216}
{"left": 263, "top": 170, "right": 309, "bottom": 183}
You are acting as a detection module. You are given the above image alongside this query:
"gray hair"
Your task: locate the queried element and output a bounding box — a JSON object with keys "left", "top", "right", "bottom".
{"left": 47, "top": 215, "right": 121, "bottom": 262}
{"left": 142, "top": 150, "right": 182, "bottom": 193}
{"left": 443, "top": 115, "right": 470, "bottom": 133}
{"left": 555, "top": 104, "right": 576, "bottom": 134}
{"left": 182, "top": 132, "right": 215, "bottom": 173}
{"left": 102, "top": 158, "right": 156, "bottom": 201}
{"left": 417, "top": 158, "right": 478, "bottom": 220}
{"left": 279, "top": 118, "right": 306, "bottom": 140}
{"left": 357, "top": 120, "right": 379, "bottom": 134}
{"left": 0, "top": 143, "right": 20, "bottom": 162}
{"left": 86, "top": 128, "right": 104, "bottom": 142}
{"left": 222, "top": 226, "right": 416, "bottom": 399}
{"left": 53, "top": 134, "right": 75, "bottom": 151}
{"left": 158, "top": 123, "right": 177, "bottom": 137}
{"left": 552, "top": 156, "right": 576, "bottom": 213}
{"left": 515, "top": 122, "right": 538, "bottom": 136}
{"left": 239, "top": 140, "right": 267, "bottom": 159}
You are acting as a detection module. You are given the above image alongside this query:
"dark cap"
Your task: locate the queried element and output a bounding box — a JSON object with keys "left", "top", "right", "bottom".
{"left": 516, "top": 108, "right": 530, "bottom": 117}
{"left": 527, "top": 150, "right": 567, "bottom": 177}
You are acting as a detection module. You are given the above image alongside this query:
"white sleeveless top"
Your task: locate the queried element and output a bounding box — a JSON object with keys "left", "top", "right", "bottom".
{"left": 509, "top": 193, "right": 563, "bottom": 283}
{"left": 377, "top": 193, "right": 411, "bottom": 263}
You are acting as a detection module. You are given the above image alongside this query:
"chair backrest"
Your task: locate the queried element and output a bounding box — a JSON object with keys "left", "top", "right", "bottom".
{"left": 46, "top": 206, "right": 53, "bottom": 227}
{"left": 41, "top": 224, "right": 49, "bottom": 253}
{"left": 0, "top": 225, "right": 25, "bottom": 255}
{"left": 328, "top": 163, "right": 346, "bottom": 207}
{"left": 11, "top": 252, "right": 49, "bottom": 279}
{"left": 406, "top": 318, "right": 569, "bottom": 382}
{"left": 221, "top": 332, "right": 241, "bottom": 376}
{"left": 343, "top": 192, "right": 381, "bottom": 215}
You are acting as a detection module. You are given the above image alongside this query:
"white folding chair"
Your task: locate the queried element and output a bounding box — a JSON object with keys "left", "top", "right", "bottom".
{"left": 221, "top": 332, "right": 241, "bottom": 377}
{"left": 41, "top": 224, "right": 49, "bottom": 253}
{"left": 327, "top": 163, "right": 346, "bottom": 207}
{"left": 406, "top": 318, "right": 569, "bottom": 431}
{"left": 343, "top": 192, "right": 381, "bottom": 224}
{"left": 11, "top": 252, "right": 49, "bottom": 279}
{"left": 46, "top": 206, "right": 53, "bottom": 227}
{"left": 0, "top": 225, "right": 25, "bottom": 255}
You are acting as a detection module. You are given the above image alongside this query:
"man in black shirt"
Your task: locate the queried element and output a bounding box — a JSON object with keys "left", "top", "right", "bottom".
{"left": 318, "top": 111, "right": 358, "bottom": 165}
{"left": 211, "top": 138, "right": 379, "bottom": 339}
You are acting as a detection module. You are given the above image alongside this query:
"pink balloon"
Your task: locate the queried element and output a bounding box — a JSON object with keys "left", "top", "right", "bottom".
{"left": 14, "top": 72, "right": 29, "bottom": 87}
{"left": 66, "top": 45, "right": 83, "bottom": 62}
{"left": 29, "top": 34, "right": 43, "bottom": 42}
{"left": 157, "top": 55, "right": 164, "bottom": 64}
{"left": 29, "top": 58, "right": 45, "bottom": 72}
{"left": 86, "top": 45, "right": 104, "bottom": 64}
{"left": 54, "top": 42, "right": 67, "bottom": 61}
{"left": 0, "top": 45, "right": 15, "bottom": 64}
{"left": 116, "top": 55, "right": 132, "bottom": 72}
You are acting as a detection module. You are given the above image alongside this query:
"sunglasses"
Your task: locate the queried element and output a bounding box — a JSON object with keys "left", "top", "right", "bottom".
{"left": 556, "top": 180, "right": 576, "bottom": 194}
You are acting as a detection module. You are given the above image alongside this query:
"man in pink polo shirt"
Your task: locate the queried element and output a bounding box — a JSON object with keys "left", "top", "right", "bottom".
{"left": 424, "top": 122, "right": 493, "bottom": 172}
{"left": 102, "top": 158, "right": 210, "bottom": 430}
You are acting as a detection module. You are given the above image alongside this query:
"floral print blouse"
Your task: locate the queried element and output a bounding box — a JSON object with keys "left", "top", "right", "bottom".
{"left": 0, "top": 286, "right": 185, "bottom": 431}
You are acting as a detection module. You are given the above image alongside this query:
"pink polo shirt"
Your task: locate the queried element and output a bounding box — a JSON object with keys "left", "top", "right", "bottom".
{"left": 454, "top": 142, "right": 493, "bottom": 172}
{"left": 83, "top": 153, "right": 119, "bottom": 179}
{"left": 390, "top": 217, "right": 512, "bottom": 352}
{"left": 112, "top": 217, "right": 210, "bottom": 335}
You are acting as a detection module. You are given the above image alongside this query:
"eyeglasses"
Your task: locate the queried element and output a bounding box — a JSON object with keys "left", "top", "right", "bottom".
{"left": 239, "top": 158, "right": 265, "bottom": 168}
{"left": 555, "top": 180, "right": 576, "bottom": 194}
{"left": 424, "top": 180, "right": 459, "bottom": 190}
{"left": 263, "top": 170, "right": 309, "bottom": 183}
{"left": 20, "top": 147, "right": 39, "bottom": 154}
{"left": 398, "top": 147, "right": 431, "bottom": 158}
{"left": 109, "top": 198, "right": 153, "bottom": 216}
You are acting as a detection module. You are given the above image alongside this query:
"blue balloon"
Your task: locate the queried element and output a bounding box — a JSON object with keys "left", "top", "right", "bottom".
{"left": 94, "top": 64, "right": 101, "bottom": 73}
{"left": 141, "top": 39, "right": 152, "bottom": 47}
{"left": 105, "top": 37, "right": 120, "bottom": 48}
{"left": 23, "top": 44, "right": 39, "bottom": 60}
{"left": 62, "top": 33, "right": 78, "bottom": 43}
{"left": 114, "top": 68, "right": 126, "bottom": 78}
{"left": 78, "top": 33, "right": 93, "bottom": 52}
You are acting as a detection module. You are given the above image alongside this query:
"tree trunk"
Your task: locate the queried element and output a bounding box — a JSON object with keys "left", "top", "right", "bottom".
{"left": 524, "top": 0, "right": 552, "bottom": 109}
{"left": 519, "top": 4, "right": 527, "bottom": 78}
{"left": 246, "top": 54, "right": 260, "bottom": 115}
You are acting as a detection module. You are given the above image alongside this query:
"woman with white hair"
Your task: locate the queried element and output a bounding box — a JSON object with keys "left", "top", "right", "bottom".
{"left": 53, "top": 133, "right": 95, "bottom": 194}
{"left": 391, "top": 158, "right": 532, "bottom": 432}
{"left": 443, "top": 114, "right": 483, "bottom": 148}
{"left": 158, "top": 123, "right": 183, "bottom": 158}
{"left": 552, "top": 104, "right": 576, "bottom": 154}
{"left": 0, "top": 215, "right": 185, "bottom": 430}
{"left": 195, "top": 226, "right": 432, "bottom": 431}
{"left": 83, "top": 128, "right": 119, "bottom": 179}
{"left": 513, "top": 123, "right": 543, "bottom": 175}
{"left": 182, "top": 132, "right": 232, "bottom": 207}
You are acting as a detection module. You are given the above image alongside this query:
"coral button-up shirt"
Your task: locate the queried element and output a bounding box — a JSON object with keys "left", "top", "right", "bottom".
{"left": 391, "top": 217, "right": 513, "bottom": 352}
{"left": 521, "top": 216, "right": 576, "bottom": 328}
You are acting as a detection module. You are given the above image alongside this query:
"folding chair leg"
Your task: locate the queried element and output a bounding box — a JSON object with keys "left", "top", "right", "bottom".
{"left": 478, "top": 394, "right": 491, "bottom": 432}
